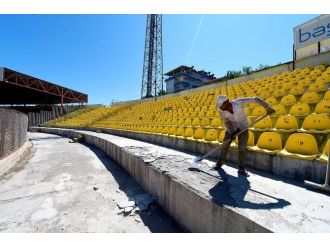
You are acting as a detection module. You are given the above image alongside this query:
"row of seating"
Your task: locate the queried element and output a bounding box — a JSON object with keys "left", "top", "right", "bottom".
{"left": 48, "top": 64, "right": 330, "bottom": 162}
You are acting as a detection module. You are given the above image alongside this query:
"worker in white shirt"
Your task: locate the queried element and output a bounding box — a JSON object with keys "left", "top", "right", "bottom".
{"left": 214, "top": 95, "right": 275, "bottom": 177}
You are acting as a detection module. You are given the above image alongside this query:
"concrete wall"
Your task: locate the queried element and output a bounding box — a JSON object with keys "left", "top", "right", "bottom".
{"left": 0, "top": 108, "right": 28, "bottom": 160}
{"left": 38, "top": 125, "right": 326, "bottom": 184}
{"left": 28, "top": 105, "right": 84, "bottom": 127}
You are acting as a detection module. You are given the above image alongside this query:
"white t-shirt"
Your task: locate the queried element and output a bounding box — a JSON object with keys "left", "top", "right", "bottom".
{"left": 217, "top": 97, "right": 269, "bottom": 134}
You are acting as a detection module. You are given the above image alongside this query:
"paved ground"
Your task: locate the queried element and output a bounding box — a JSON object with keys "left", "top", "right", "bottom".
{"left": 57, "top": 128, "right": 330, "bottom": 233}
{"left": 0, "top": 132, "right": 183, "bottom": 233}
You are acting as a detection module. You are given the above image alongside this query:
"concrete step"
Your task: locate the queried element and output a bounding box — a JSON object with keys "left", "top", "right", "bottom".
{"left": 31, "top": 127, "right": 330, "bottom": 233}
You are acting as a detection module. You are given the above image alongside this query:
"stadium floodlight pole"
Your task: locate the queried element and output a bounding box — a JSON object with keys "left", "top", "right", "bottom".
{"left": 141, "top": 14, "right": 163, "bottom": 99}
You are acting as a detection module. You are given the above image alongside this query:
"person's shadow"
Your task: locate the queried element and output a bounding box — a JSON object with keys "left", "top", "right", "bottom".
{"left": 208, "top": 168, "right": 291, "bottom": 210}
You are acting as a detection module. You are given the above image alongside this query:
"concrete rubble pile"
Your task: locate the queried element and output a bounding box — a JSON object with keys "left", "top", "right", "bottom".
{"left": 116, "top": 193, "right": 154, "bottom": 217}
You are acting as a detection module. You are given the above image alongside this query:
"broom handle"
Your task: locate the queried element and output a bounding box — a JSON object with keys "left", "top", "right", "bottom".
{"left": 198, "top": 113, "right": 270, "bottom": 161}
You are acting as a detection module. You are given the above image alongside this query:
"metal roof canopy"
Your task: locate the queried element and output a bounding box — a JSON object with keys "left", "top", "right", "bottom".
{"left": 0, "top": 67, "right": 88, "bottom": 105}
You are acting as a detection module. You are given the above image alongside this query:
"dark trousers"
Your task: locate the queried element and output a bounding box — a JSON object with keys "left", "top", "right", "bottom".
{"left": 217, "top": 130, "right": 248, "bottom": 170}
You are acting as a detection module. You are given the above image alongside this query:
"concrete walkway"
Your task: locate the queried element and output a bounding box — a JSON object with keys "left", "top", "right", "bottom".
{"left": 0, "top": 132, "right": 182, "bottom": 233}
{"left": 33, "top": 127, "right": 330, "bottom": 232}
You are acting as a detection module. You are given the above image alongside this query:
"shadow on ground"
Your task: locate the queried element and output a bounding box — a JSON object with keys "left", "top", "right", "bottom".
{"left": 209, "top": 168, "right": 291, "bottom": 210}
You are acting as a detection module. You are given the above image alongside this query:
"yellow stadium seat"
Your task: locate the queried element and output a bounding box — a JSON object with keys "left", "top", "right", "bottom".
{"left": 244, "top": 107, "right": 252, "bottom": 116}
{"left": 273, "top": 104, "right": 287, "bottom": 116}
{"left": 177, "top": 119, "right": 184, "bottom": 126}
{"left": 259, "top": 91, "right": 272, "bottom": 99}
{"left": 273, "top": 88, "right": 287, "bottom": 98}
{"left": 162, "top": 126, "right": 170, "bottom": 135}
{"left": 251, "top": 132, "right": 282, "bottom": 154}
{"left": 319, "top": 139, "right": 330, "bottom": 163}
{"left": 191, "top": 118, "right": 200, "bottom": 127}
{"left": 210, "top": 117, "right": 222, "bottom": 128}
{"left": 183, "top": 118, "right": 191, "bottom": 126}
{"left": 205, "top": 111, "right": 214, "bottom": 117}
{"left": 302, "top": 113, "right": 330, "bottom": 132}
{"left": 183, "top": 127, "right": 193, "bottom": 138}
{"left": 265, "top": 97, "right": 278, "bottom": 106}
{"left": 200, "top": 118, "right": 210, "bottom": 127}
{"left": 308, "top": 82, "right": 328, "bottom": 93}
{"left": 168, "top": 126, "right": 176, "bottom": 135}
{"left": 193, "top": 128, "right": 205, "bottom": 140}
{"left": 251, "top": 106, "right": 267, "bottom": 116}
{"left": 204, "top": 129, "right": 218, "bottom": 142}
{"left": 253, "top": 115, "right": 273, "bottom": 129}
{"left": 297, "top": 79, "right": 312, "bottom": 87}
{"left": 289, "top": 102, "right": 311, "bottom": 116}
{"left": 280, "top": 95, "right": 297, "bottom": 106}
{"left": 156, "top": 126, "right": 163, "bottom": 134}
{"left": 280, "top": 133, "right": 318, "bottom": 160}
{"left": 275, "top": 115, "right": 298, "bottom": 131}
{"left": 198, "top": 111, "right": 205, "bottom": 118}
{"left": 218, "top": 130, "right": 226, "bottom": 142}
{"left": 300, "top": 92, "right": 320, "bottom": 104}
{"left": 323, "top": 90, "right": 330, "bottom": 101}
{"left": 315, "top": 101, "right": 330, "bottom": 114}
{"left": 289, "top": 85, "right": 305, "bottom": 96}
{"left": 175, "top": 127, "right": 184, "bottom": 136}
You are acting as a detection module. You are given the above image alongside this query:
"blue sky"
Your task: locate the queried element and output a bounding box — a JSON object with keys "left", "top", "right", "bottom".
{"left": 0, "top": 14, "right": 318, "bottom": 104}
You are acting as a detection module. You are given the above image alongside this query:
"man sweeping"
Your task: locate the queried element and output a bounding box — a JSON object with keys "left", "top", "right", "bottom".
{"left": 214, "top": 95, "right": 275, "bottom": 177}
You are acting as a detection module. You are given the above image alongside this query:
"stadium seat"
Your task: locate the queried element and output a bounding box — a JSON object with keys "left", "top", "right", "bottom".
{"left": 210, "top": 117, "right": 222, "bottom": 128}
{"left": 315, "top": 101, "right": 330, "bottom": 114}
{"left": 251, "top": 132, "right": 282, "bottom": 154}
{"left": 204, "top": 128, "right": 218, "bottom": 142}
{"left": 175, "top": 127, "right": 184, "bottom": 137}
{"left": 301, "top": 113, "right": 330, "bottom": 133}
{"left": 289, "top": 85, "right": 305, "bottom": 96}
{"left": 218, "top": 130, "right": 226, "bottom": 143}
{"left": 323, "top": 90, "right": 330, "bottom": 101}
{"left": 319, "top": 139, "right": 330, "bottom": 163}
{"left": 308, "top": 83, "right": 328, "bottom": 93}
{"left": 280, "top": 133, "right": 318, "bottom": 160}
{"left": 280, "top": 95, "right": 297, "bottom": 106}
{"left": 168, "top": 126, "right": 176, "bottom": 135}
{"left": 252, "top": 115, "right": 273, "bottom": 130}
{"left": 265, "top": 97, "right": 278, "bottom": 106}
{"left": 183, "top": 127, "right": 193, "bottom": 138}
{"left": 200, "top": 118, "right": 210, "bottom": 127}
{"left": 251, "top": 106, "right": 267, "bottom": 116}
{"left": 275, "top": 115, "right": 298, "bottom": 131}
{"left": 289, "top": 102, "right": 311, "bottom": 116}
{"left": 193, "top": 128, "right": 205, "bottom": 140}
{"left": 272, "top": 104, "right": 287, "bottom": 116}
{"left": 191, "top": 118, "right": 200, "bottom": 127}
{"left": 300, "top": 92, "right": 321, "bottom": 104}
{"left": 273, "top": 88, "right": 287, "bottom": 98}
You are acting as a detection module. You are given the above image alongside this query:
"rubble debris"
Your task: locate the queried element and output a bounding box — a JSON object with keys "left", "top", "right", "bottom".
{"left": 128, "top": 212, "right": 135, "bottom": 216}
{"left": 116, "top": 193, "right": 154, "bottom": 217}
{"left": 118, "top": 200, "right": 135, "bottom": 209}
{"left": 124, "top": 207, "right": 134, "bottom": 213}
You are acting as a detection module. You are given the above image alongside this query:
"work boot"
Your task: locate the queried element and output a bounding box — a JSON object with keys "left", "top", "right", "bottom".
{"left": 237, "top": 169, "right": 250, "bottom": 177}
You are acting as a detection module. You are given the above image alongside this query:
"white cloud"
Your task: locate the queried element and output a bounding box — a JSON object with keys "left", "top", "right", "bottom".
{"left": 186, "top": 15, "right": 205, "bottom": 63}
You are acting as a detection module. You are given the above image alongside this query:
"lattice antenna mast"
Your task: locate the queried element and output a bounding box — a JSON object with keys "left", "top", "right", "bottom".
{"left": 141, "top": 14, "right": 163, "bottom": 98}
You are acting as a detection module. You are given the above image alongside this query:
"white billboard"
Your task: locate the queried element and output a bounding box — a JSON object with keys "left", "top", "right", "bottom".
{"left": 294, "top": 15, "right": 330, "bottom": 49}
